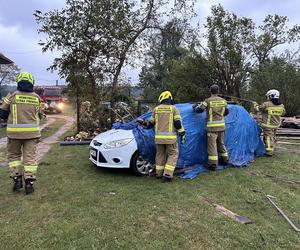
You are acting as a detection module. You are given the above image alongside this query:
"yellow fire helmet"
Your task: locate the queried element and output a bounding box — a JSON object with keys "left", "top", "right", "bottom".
{"left": 158, "top": 91, "right": 173, "bottom": 103}
{"left": 16, "top": 71, "right": 35, "bottom": 85}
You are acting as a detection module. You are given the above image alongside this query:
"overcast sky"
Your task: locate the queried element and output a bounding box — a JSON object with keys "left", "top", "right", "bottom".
{"left": 0, "top": 0, "right": 299, "bottom": 85}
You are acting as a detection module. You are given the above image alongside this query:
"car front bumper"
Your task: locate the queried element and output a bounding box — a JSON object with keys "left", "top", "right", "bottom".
{"left": 89, "top": 139, "right": 137, "bottom": 169}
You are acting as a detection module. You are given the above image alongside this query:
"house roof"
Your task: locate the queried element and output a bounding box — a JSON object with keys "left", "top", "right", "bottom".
{"left": 0, "top": 53, "right": 13, "bottom": 64}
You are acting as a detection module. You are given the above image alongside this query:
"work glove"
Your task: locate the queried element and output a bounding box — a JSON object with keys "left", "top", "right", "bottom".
{"left": 179, "top": 131, "right": 185, "bottom": 144}
{"left": 192, "top": 102, "right": 202, "bottom": 112}
{"left": 136, "top": 118, "right": 147, "bottom": 128}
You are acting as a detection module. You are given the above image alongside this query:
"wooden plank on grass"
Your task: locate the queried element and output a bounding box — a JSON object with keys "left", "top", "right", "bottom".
{"left": 212, "top": 203, "right": 253, "bottom": 224}
{"left": 200, "top": 196, "right": 253, "bottom": 224}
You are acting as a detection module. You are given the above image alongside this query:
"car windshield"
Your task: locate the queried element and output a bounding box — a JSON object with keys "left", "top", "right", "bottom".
{"left": 44, "top": 89, "right": 60, "bottom": 96}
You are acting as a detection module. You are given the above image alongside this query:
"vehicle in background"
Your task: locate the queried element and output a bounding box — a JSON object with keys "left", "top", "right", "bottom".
{"left": 34, "top": 86, "right": 64, "bottom": 113}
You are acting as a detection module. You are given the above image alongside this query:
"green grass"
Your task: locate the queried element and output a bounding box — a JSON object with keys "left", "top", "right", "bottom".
{"left": 0, "top": 142, "right": 299, "bottom": 249}
{"left": 0, "top": 126, "right": 6, "bottom": 138}
{"left": 41, "top": 118, "right": 66, "bottom": 140}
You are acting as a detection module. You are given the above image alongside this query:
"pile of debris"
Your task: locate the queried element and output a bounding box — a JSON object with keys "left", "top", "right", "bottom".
{"left": 281, "top": 117, "right": 300, "bottom": 129}
{"left": 276, "top": 117, "right": 300, "bottom": 146}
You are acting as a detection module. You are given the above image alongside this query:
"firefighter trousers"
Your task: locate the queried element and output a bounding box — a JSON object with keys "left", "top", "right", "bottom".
{"left": 207, "top": 131, "right": 228, "bottom": 166}
{"left": 263, "top": 128, "right": 276, "bottom": 156}
{"left": 155, "top": 143, "right": 178, "bottom": 178}
{"left": 7, "top": 138, "right": 39, "bottom": 180}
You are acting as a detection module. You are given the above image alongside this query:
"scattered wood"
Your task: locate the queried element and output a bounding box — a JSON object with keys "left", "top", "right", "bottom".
{"left": 264, "top": 174, "right": 300, "bottom": 185}
{"left": 266, "top": 195, "right": 300, "bottom": 232}
{"left": 60, "top": 140, "right": 92, "bottom": 146}
{"left": 200, "top": 196, "right": 253, "bottom": 224}
{"left": 276, "top": 128, "right": 300, "bottom": 137}
{"left": 276, "top": 136, "right": 300, "bottom": 140}
{"left": 245, "top": 170, "right": 300, "bottom": 185}
{"left": 281, "top": 118, "right": 300, "bottom": 129}
{"left": 277, "top": 141, "right": 300, "bottom": 146}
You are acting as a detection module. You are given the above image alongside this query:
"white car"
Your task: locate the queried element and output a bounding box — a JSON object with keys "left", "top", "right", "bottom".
{"left": 89, "top": 129, "right": 154, "bottom": 176}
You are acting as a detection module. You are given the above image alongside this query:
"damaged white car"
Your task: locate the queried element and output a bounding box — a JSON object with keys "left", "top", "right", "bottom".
{"left": 89, "top": 129, "right": 154, "bottom": 176}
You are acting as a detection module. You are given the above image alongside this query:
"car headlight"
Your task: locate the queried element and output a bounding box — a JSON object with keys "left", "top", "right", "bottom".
{"left": 57, "top": 103, "right": 64, "bottom": 109}
{"left": 93, "top": 140, "right": 102, "bottom": 146}
{"left": 103, "top": 138, "right": 133, "bottom": 149}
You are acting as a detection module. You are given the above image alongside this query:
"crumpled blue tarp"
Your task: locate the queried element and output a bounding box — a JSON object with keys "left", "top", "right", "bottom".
{"left": 113, "top": 104, "right": 265, "bottom": 179}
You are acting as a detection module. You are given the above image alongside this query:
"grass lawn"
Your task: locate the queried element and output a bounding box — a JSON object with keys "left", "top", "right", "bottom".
{"left": 0, "top": 118, "right": 66, "bottom": 141}
{"left": 0, "top": 127, "right": 6, "bottom": 138}
{"left": 0, "top": 140, "right": 299, "bottom": 249}
{"left": 41, "top": 117, "right": 66, "bottom": 140}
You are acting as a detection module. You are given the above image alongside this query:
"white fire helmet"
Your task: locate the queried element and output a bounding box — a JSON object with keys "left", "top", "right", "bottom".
{"left": 266, "top": 89, "right": 280, "bottom": 99}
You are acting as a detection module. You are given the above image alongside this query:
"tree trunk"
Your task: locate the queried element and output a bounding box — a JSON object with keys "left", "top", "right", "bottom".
{"left": 76, "top": 84, "right": 80, "bottom": 133}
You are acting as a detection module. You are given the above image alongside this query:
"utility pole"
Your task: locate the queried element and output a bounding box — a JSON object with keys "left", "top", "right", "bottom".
{"left": 56, "top": 79, "right": 58, "bottom": 86}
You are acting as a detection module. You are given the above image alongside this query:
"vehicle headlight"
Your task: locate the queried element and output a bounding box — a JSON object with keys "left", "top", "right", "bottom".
{"left": 103, "top": 138, "right": 133, "bottom": 149}
{"left": 57, "top": 103, "right": 64, "bottom": 109}
{"left": 93, "top": 140, "right": 102, "bottom": 147}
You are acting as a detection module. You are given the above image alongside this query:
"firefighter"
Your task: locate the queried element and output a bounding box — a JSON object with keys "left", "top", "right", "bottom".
{"left": 252, "top": 89, "right": 285, "bottom": 156}
{"left": 0, "top": 72, "right": 43, "bottom": 194}
{"left": 193, "top": 84, "right": 229, "bottom": 170}
{"left": 137, "top": 91, "right": 185, "bottom": 182}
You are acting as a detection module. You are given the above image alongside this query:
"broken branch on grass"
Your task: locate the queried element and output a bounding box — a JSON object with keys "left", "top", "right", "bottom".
{"left": 199, "top": 196, "right": 253, "bottom": 224}
{"left": 266, "top": 195, "right": 300, "bottom": 232}
{"left": 245, "top": 170, "right": 300, "bottom": 185}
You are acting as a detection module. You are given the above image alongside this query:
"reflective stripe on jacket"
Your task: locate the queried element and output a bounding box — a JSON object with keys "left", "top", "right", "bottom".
{"left": 0, "top": 91, "right": 42, "bottom": 139}
{"left": 201, "top": 96, "right": 227, "bottom": 132}
{"left": 255, "top": 101, "right": 285, "bottom": 129}
{"left": 150, "top": 104, "right": 184, "bottom": 144}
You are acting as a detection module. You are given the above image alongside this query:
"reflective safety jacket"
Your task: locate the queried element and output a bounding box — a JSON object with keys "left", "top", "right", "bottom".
{"left": 254, "top": 101, "right": 285, "bottom": 129}
{"left": 0, "top": 91, "right": 42, "bottom": 139}
{"left": 197, "top": 95, "right": 228, "bottom": 132}
{"left": 149, "top": 104, "right": 184, "bottom": 144}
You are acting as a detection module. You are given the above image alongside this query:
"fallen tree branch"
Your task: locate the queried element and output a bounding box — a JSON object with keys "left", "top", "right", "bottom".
{"left": 245, "top": 170, "right": 300, "bottom": 185}
{"left": 266, "top": 195, "right": 300, "bottom": 232}
{"left": 200, "top": 196, "right": 253, "bottom": 224}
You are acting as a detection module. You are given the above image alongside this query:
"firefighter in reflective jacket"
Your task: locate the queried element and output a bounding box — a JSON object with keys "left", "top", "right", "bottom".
{"left": 0, "top": 72, "right": 43, "bottom": 194}
{"left": 253, "top": 89, "right": 285, "bottom": 156}
{"left": 137, "top": 91, "right": 185, "bottom": 181}
{"left": 193, "top": 84, "right": 229, "bottom": 170}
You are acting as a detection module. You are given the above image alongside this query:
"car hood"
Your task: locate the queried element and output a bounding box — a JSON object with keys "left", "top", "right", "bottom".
{"left": 93, "top": 129, "right": 134, "bottom": 144}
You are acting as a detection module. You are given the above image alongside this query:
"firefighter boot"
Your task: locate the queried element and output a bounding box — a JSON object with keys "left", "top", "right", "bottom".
{"left": 204, "top": 164, "right": 217, "bottom": 171}
{"left": 162, "top": 176, "right": 172, "bottom": 182}
{"left": 25, "top": 179, "right": 34, "bottom": 195}
{"left": 12, "top": 175, "right": 23, "bottom": 192}
{"left": 219, "top": 158, "right": 228, "bottom": 166}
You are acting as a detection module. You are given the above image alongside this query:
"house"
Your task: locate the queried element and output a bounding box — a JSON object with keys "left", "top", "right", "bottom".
{"left": 0, "top": 53, "right": 14, "bottom": 100}
{"left": 0, "top": 53, "right": 13, "bottom": 65}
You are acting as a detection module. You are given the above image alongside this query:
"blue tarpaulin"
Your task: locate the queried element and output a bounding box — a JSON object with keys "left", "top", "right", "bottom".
{"left": 113, "top": 104, "right": 265, "bottom": 179}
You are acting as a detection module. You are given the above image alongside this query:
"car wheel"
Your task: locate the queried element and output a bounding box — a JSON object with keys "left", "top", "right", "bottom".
{"left": 130, "top": 151, "right": 155, "bottom": 176}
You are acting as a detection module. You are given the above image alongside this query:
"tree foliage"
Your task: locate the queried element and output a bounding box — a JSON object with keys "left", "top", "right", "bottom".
{"left": 35, "top": 0, "right": 196, "bottom": 126}
{"left": 139, "top": 19, "right": 189, "bottom": 100}
{"left": 250, "top": 57, "right": 300, "bottom": 115}
{"left": 36, "top": 2, "right": 300, "bottom": 117}
{"left": 205, "top": 4, "right": 254, "bottom": 97}
{"left": 139, "top": 4, "right": 300, "bottom": 115}
{"left": 0, "top": 64, "right": 20, "bottom": 85}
